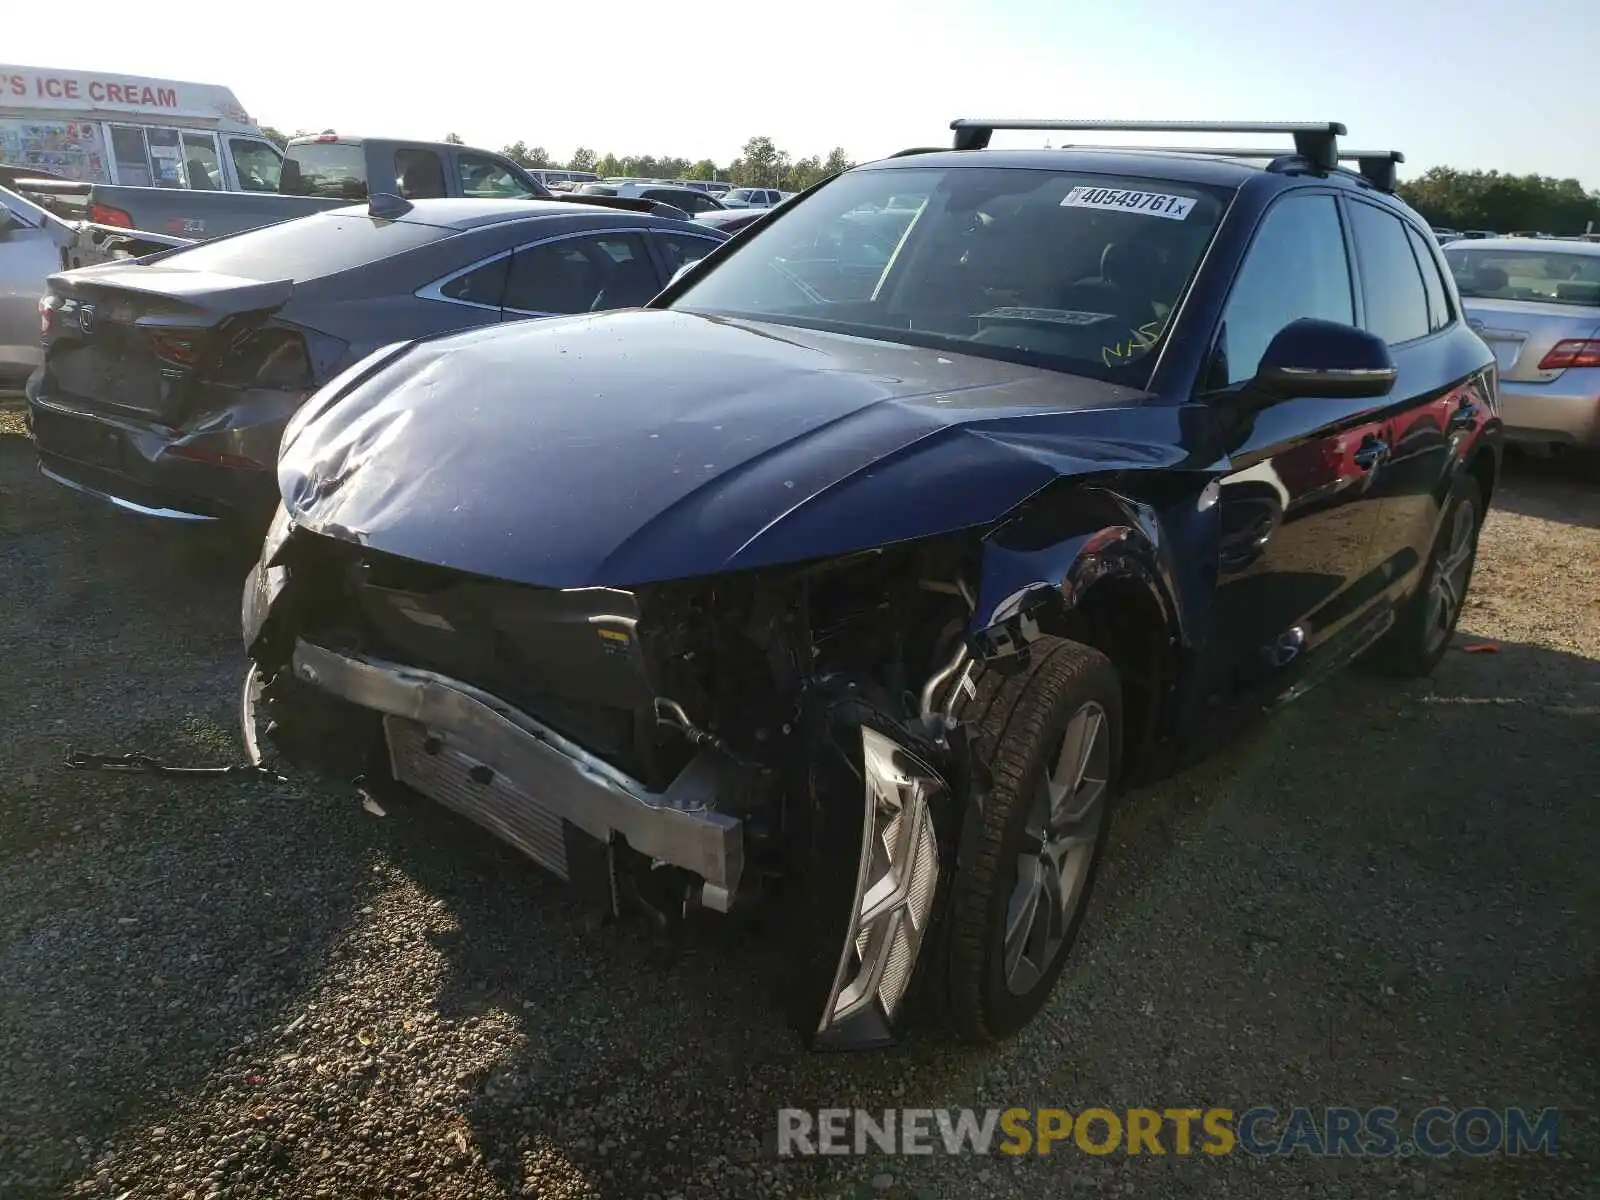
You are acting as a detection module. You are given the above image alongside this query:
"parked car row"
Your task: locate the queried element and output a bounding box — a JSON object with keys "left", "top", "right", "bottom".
{"left": 14, "top": 115, "right": 1512, "bottom": 1054}
{"left": 574, "top": 180, "right": 725, "bottom": 215}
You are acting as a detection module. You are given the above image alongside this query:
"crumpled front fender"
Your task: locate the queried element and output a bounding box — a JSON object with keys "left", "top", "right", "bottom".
{"left": 968, "top": 480, "right": 1219, "bottom": 673}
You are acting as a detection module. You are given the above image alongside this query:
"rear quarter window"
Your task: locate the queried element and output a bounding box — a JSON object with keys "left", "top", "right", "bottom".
{"left": 155, "top": 212, "right": 454, "bottom": 282}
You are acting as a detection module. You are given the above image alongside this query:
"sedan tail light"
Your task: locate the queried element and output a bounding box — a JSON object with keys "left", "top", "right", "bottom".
{"left": 1537, "top": 339, "right": 1600, "bottom": 370}
{"left": 145, "top": 330, "right": 202, "bottom": 367}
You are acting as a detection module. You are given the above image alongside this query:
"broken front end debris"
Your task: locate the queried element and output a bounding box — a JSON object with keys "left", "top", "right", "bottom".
{"left": 243, "top": 516, "right": 988, "bottom": 1046}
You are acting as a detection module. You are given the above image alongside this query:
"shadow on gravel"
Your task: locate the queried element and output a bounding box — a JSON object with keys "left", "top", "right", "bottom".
{"left": 1492, "top": 450, "right": 1599, "bottom": 528}
{"left": 352, "top": 634, "right": 1599, "bottom": 1199}
{"left": 1, "top": 431, "right": 380, "bottom": 1196}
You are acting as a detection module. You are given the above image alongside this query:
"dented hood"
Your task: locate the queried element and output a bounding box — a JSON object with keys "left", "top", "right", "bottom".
{"left": 278, "top": 309, "right": 1172, "bottom": 587}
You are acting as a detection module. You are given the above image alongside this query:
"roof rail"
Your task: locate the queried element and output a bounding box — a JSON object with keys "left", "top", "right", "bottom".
{"left": 949, "top": 119, "right": 1347, "bottom": 171}
{"left": 1036, "top": 144, "right": 1405, "bottom": 192}
{"left": 888, "top": 146, "right": 948, "bottom": 158}
{"left": 1346, "top": 151, "right": 1404, "bottom": 194}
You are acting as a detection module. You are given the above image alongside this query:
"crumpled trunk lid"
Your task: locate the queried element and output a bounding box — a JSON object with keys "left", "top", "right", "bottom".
{"left": 44, "top": 266, "right": 292, "bottom": 425}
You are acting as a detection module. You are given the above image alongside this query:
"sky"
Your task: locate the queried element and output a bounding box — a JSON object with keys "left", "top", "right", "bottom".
{"left": 6, "top": 0, "right": 1598, "bottom": 186}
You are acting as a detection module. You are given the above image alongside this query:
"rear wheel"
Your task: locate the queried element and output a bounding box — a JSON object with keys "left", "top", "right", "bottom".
{"left": 1373, "top": 473, "right": 1484, "bottom": 677}
{"left": 942, "top": 637, "right": 1121, "bottom": 1042}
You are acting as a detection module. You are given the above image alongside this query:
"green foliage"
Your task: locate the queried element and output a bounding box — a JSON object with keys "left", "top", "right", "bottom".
{"left": 443, "top": 132, "right": 465, "bottom": 145}
{"left": 822, "top": 147, "right": 853, "bottom": 178}
{"left": 736, "top": 136, "right": 790, "bottom": 188}
{"left": 1397, "top": 168, "right": 1600, "bottom": 235}
{"left": 259, "top": 125, "right": 290, "bottom": 150}
{"left": 501, "top": 141, "right": 552, "bottom": 169}
{"left": 547, "top": 136, "right": 857, "bottom": 188}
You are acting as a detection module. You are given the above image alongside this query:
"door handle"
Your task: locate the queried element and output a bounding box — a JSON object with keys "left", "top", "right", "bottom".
{"left": 1352, "top": 439, "right": 1389, "bottom": 470}
{"left": 1448, "top": 401, "right": 1481, "bottom": 433}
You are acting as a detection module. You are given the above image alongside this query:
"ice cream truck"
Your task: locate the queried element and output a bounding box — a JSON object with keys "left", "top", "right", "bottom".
{"left": 0, "top": 64, "right": 284, "bottom": 192}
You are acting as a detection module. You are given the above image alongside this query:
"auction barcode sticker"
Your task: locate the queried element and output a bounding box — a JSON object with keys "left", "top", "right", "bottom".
{"left": 1061, "top": 186, "right": 1196, "bottom": 220}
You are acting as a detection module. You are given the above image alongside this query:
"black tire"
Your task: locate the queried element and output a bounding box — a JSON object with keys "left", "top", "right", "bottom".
{"left": 943, "top": 637, "right": 1122, "bottom": 1042}
{"left": 1371, "top": 473, "right": 1485, "bottom": 678}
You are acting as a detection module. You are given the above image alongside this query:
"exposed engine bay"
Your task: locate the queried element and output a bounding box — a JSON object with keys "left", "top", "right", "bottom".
{"left": 246, "top": 525, "right": 993, "bottom": 1046}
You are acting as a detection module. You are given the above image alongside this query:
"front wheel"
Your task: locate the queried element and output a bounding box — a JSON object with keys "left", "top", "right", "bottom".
{"left": 1372, "top": 473, "right": 1485, "bottom": 677}
{"left": 942, "top": 637, "right": 1122, "bottom": 1042}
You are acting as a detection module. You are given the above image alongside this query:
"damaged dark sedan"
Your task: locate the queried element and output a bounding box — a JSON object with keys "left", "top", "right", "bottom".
{"left": 242, "top": 120, "right": 1502, "bottom": 1048}
{"left": 26, "top": 196, "right": 725, "bottom": 526}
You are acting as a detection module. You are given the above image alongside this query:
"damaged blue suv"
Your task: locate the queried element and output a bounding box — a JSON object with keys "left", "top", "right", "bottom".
{"left": 241, "top": 120, "right": 1501, "bottom": 1049}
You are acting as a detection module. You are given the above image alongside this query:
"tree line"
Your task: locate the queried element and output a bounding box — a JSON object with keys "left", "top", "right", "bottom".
{"left": 484, "top": 135, "right": 855, "bottom": 191}
{"left": 1396, "top": 168, "right": 1600, "bottom": 235}
{"left": 260, "top": 126, "right": 1600, "bottom": 232}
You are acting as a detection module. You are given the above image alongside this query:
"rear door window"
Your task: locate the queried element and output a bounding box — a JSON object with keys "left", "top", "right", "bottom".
{"left": 395, "top": 149, "right": 447, "bottom": 199}
{"left": 145, "top": 128, "right": 186, "bottom": 187}
{"left": 283, "top": 142, "right": 369, "bottom": 199}
{"left": 160, "top": 212, "right": 453, "bottom": 281}
{"left": 1404, "top": 223, "right": 1452, "bottom": 332}
{"left": 503, "top": 233, "right": 658, "bottom": 313}
{"left": 1347, "top": 201, "right": 1431, "bottom": 345}
{"left": 655, "top": 231, "right": 722, "bottom": 276}
{"left": 109, "top": 125, "right": 153, "bottom": 187}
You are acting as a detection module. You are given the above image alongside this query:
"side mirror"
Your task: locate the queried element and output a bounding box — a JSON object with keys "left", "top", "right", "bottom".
{"left": 1254, "top": 318, "right": 1397, "bottom": 400}
{"left": 669, "top": 261, "right": 695, "bottom": 287}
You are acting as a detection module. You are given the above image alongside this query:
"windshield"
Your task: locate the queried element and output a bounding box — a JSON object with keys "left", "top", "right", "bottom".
{"left": 671, "top": 165, "right": 1230, "bottom": 380}
{"left": 1443, "top": 246, "right": 1600, "bottom": 307}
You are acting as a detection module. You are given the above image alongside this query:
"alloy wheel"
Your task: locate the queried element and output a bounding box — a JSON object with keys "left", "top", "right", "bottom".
{"left": 1424, "top": 501, "right": 1477, "bottom": 656}
{"left": 1002, "top": 700, "right": 1111, "bottom": 996}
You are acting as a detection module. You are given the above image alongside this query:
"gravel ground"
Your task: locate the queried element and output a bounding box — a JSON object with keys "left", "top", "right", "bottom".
{"left": 1, "top": 406, "right": 1595, "bottom": 1200}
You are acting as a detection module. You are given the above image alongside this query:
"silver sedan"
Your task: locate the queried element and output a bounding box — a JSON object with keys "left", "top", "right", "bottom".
{"left": 1445, "top": 237, "right": 1600, "bottom": 453}
{"left": 0, "top": 186, "right": 71, "bottom": 392}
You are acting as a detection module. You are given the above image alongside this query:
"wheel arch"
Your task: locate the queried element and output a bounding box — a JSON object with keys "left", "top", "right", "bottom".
{"left": 1465, "top": 439, "right": 1499, "bottom": 511}
{"left": 967, "top": 479, "right": 1215, "bottom": 780}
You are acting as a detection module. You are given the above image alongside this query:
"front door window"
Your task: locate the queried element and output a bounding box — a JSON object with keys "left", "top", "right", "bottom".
{"left": 229, "top": 139, "right": 283, "bottom": 192}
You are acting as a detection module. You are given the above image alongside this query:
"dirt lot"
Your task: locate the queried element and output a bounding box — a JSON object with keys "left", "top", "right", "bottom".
{"left": 1, "top": 406, "right": 1595, "bottom": 1200}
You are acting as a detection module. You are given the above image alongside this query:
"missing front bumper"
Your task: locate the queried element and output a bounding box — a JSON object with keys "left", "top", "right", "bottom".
{"left": 278, "top": 639, "right": 746, "bottom": 909}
